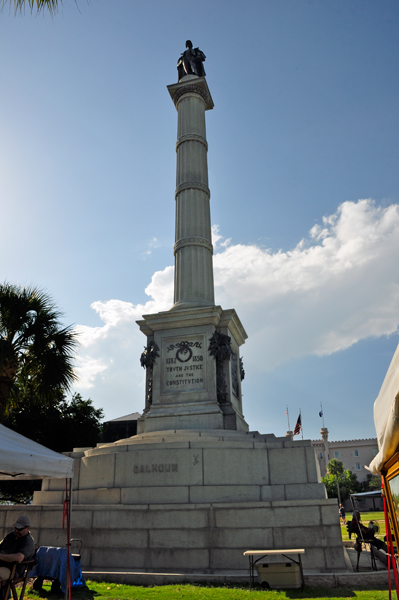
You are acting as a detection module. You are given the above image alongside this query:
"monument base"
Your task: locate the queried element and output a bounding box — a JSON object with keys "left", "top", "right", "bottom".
{"left": 31, "top": 429, "right": 348, "bottom": 574}
{"left": 136, "top": 306, "right": 249, "bottom": 433}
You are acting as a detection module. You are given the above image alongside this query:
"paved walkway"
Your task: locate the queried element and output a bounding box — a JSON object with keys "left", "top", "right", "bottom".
{"left": 346, "top": 546, "right": 387, "bottom": 572}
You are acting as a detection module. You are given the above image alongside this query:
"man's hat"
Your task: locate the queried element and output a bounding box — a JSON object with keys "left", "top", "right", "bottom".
{"left": 13, "top": 515, "right": 31, "bottom": 529}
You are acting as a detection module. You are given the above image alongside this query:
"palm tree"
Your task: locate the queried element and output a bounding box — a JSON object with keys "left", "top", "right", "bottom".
{"left": 0, "top": 283, "right": 79, "bottom": 422}
{"left": 326, "top": 458, "right": 344, "bottom": 505}
{"left": 1, "top": 0, "right": 60, "bottom": 15}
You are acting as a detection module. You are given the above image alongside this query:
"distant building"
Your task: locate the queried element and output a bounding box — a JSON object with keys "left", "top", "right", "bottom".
{"left": 310, "top": 429, "right": 381, "bottom": 511}
{"left": 102, "top": 412, "right": 141, "bottom": 444}
{"left": 311, "top": 428, "right": 378, "bottom": 482}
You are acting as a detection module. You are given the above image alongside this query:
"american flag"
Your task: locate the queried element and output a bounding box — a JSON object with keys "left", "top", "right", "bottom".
{"left": 293, "top": 414, "right": 301, "bottom": 436}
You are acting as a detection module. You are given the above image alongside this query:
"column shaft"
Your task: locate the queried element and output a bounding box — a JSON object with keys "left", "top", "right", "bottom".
{"left": 168, "top": 78, "right": 215, "bottom": 309}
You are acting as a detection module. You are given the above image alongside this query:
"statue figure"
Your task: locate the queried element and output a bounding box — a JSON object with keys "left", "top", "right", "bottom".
{"left": 177, "top": 40, "right": 206, "bottom": 81}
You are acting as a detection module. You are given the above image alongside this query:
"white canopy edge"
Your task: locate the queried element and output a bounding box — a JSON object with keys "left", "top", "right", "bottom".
{"left": 0, "top": 423, "right": 74, "bottom": 479}
{"left": 368, "top": 342, "right": 399, "bottom": 475}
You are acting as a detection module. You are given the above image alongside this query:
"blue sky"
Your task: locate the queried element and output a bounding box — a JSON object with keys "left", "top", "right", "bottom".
{"left": 1, "top": 0, "right": 398, "bottom": 444}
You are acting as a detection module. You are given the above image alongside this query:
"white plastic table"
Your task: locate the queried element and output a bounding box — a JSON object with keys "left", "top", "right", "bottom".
{"left": 243, "top": 549, "right": 305, "bottom": 589}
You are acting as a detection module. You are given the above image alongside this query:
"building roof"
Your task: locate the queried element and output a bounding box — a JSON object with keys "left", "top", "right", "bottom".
{"left": 312, "top": 437, "right": 377, "bottom": 443}
{"left": 105, "top": 412, "right": 141, "bottom": 423}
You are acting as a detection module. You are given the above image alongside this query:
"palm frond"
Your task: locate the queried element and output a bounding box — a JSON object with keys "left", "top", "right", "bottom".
{"left": 0, "top": 282, "right": 79, "bottom": 419}
{"left": 2, "top": 0, "right": 60, "bottom": 15}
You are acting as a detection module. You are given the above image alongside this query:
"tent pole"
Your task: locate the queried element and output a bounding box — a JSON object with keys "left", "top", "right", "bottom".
{"left": 64, "top": 477, "right": 72, "bottom": 600}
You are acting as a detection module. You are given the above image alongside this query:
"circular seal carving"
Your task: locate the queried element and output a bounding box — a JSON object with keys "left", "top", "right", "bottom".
{"left": 176, "top": 341, "right": 193, "bottom": 363}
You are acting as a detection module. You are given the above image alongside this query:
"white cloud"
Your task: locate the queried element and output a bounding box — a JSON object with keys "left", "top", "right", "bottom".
{"left": 212, "top": 224, "right": 230, "bottom": 249}
{"left": 75, "top": 199, "right": 399, "bottom": 418}
{"left": 213, "top": 199, "right": 399, "bottom": 369}
{"left": 142, "top": 236, "right": 161, "bottom": 258}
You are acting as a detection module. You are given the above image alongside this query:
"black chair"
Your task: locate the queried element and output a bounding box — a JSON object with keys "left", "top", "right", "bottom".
{"left": 0, "top": 559, "right": 35, "bottom": 600}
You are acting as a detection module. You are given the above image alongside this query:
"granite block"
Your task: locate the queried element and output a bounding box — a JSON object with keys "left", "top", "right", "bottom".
{"left": 203, "top": 448, "right": 269, "bottom": 486}
{"left": 272, "top": 505, "right": 321, "bottom": 527}
{"left": 122, "top": 486, "right": 189, "bottom": 504}
{"left": 79, "top": 454, "right": 116, "bottom": 490}
{"left": 149, "top": 528, "right": 208, "bottom": 548}
{"left": 93, "top": 507, "right": 208, "bottom": 530}
{"left": 77, "top": 488, "right": 121, "bottom": 505}
{"left": 190, "top": 485, "right": 261, "bottom": 504}
{"left": 213, "top": 527, "right": 273, "bottom": 549}
{"left": 115, "top": 448, "right": 203, "bottom": 487}
{"left": 215, "top": 507, "right": 274, "bottom": 529}
{"left": 268, "top": 448, "right": 308, "bottom": 485}
{"left": 84, "top": 528, "right": 148, "bottom": 548}
{"left": 285, "top": 483, "right": 327, "bottom": 501}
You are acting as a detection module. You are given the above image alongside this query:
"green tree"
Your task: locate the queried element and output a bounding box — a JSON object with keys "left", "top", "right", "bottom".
{"left": 0, "top": 391, "right": 103, "bottom": 503}
{"left": 1, "top": 0, "right": 59, "bottom": 15}
{"left": 4, "top": 391, "right": 103, "bottom": 453}
{"left": 364, "top": 473, "right": 381, "bottom": 491}
{"left": 0, "top": 283, "right": 79, "bottom": 422}
{"left": 322, "top": 459, "right": 361, "bottom": 501}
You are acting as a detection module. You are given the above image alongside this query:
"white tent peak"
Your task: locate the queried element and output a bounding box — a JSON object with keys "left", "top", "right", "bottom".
{"left": 0, "top": 423, "right": 74, "bottom": 480}
{"left": 368, "top": 342, "right": 399, "bottom": 474}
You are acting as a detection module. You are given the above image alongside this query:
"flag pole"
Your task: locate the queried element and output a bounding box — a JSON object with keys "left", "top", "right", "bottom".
{"left": 286, "top": 405, "right": 291, "bottom": 431}
{"left": 320, "top": 402, "right": 325, "bottom": 428}
{"left": 300, "top": 408, "right": 303, "bottom": 440}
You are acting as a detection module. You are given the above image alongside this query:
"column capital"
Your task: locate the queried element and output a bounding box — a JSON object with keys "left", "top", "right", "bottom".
{"left": 167, "top": 75, "right": 214, "bottom": 111}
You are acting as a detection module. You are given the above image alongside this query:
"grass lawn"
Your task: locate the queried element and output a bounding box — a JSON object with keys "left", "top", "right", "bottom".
{"left": 25, "top": 580, "right": 394, "bottom": 600}
{"left": 340, "top": 511, "right": 387, "bottom": 542}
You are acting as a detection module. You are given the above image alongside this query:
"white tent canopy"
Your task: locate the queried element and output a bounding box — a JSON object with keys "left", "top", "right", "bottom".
{"left": 0, "top": 423, "right": 74, "bottom": 480}
{"left": 368, "top": 342, "right": 399, "bottom": 475}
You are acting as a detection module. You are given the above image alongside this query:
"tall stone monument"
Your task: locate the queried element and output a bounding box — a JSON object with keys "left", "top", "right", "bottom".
{"left": 28, "top": 44, "right": 348, "bottom": 579}
{"left": 137, "top": 69, "right": 248, "bottom": 434}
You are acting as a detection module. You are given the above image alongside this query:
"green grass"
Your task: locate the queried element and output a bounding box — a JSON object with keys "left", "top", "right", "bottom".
{"left": 25, "top": 580, "right": 394, "bottom": 600}
{"left": 340, "top": 511, "right": 387, "bottom": 542}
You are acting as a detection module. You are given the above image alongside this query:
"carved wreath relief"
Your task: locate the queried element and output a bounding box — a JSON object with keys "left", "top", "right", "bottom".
{"left": 208, "top": 331, "right": 232, "bottom": 404}
{"left": 231, "top": 350, "right": 239, "bottom": 398}
{"left": 140, "top": 340, "right": 160, "bottom": 407}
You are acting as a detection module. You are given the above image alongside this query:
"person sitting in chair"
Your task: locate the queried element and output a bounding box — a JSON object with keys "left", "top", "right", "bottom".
{"left": 352, "top": 511, "right": 387, "bottom": 552}
{"left": 0, "top": 516, "right": 35, "bottom": 581}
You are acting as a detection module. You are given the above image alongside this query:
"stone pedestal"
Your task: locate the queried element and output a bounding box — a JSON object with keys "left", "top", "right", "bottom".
{"left": 136, "top": 306, "right": 248, "bottom": 433}
{"left": 32, "top": 430, "right": 348, "bottom": 574}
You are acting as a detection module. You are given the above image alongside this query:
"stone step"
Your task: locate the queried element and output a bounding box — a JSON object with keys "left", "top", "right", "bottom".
{"left": 82, "top": 568, "right": 392, "bottom": 588}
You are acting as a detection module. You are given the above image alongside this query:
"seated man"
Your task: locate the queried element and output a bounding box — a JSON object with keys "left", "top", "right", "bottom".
{"left": 0, "top": 516, "right": 35, "bottom": 581}
{"left": 351, "top": 511, "right": 387, "bottom": 552}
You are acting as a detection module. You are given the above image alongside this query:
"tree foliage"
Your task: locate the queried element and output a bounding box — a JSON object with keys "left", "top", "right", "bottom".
{"left": 364, "top": 473, "right": 382, "bottom": 491}
{"left": 1, "top": 0, "right": 60, "bottom": 15}
{"left": 322, "top": 459, "right": 361, "bottom": 501}
{"left": 0, "top": 283, "right": 79, "bottom": 422}
{"left": 0, "top": 391, "right": 103, "bottom": 504}
{"left": 4, "top": 392, "right": 103, "bottom": 453}
{"left": 326, "top": 458, "right": 345, "bottom": 477}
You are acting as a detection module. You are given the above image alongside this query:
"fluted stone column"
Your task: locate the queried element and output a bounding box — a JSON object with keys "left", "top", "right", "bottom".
{"left": 136, "top": 74, "right": 248, "bottom": 434}
{"left": 168, "top": 75, "right": 215, "bottom": 309}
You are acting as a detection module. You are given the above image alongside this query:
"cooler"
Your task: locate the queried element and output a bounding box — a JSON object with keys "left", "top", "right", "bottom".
{"left": 255, "top": 561, "right": 302, "bottom": 588}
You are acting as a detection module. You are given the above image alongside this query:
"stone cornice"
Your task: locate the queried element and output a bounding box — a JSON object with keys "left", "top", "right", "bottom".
{"left": 218, "top": 309, "right": 248, "bottom": 347}
{"left": 137, "top": 305, "right": 223, "bottom": 334}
